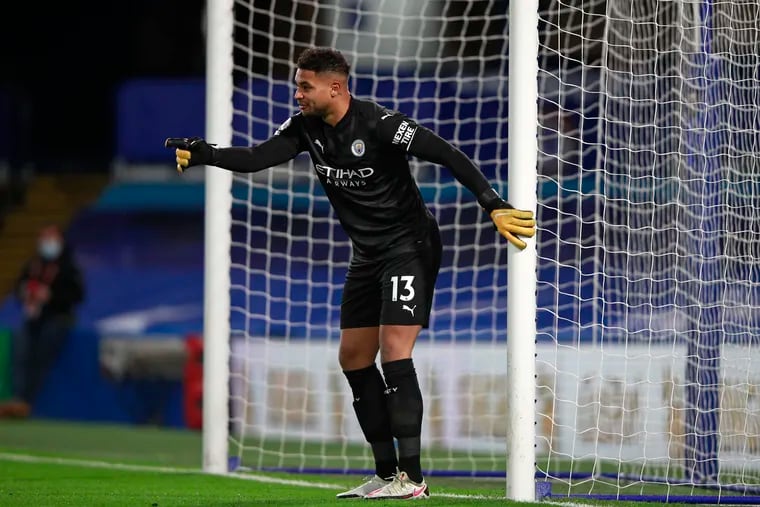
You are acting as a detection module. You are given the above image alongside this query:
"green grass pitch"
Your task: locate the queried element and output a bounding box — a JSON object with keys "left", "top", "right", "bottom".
{"left": 0, "top": 418, "right": 700, "bottom": 506}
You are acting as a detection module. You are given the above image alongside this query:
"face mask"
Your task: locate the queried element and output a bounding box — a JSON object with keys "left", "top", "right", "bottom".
{"left": 38, "top": 239, "right": 62, "bottom": 260}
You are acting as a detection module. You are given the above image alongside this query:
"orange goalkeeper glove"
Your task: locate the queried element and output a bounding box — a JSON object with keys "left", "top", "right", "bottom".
{"left": 490, "top": 207, "right": 536, "bottom": 250}
{"left": 164, "top": 137, "right": 216, "bottom": 173}
{"left": 478, "top": 188, "right": 537, "bottom": 250}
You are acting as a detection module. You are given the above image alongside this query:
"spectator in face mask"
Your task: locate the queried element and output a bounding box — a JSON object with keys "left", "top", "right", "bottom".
{"left": 0, "top": 223, "right": 85, "bottom": 418}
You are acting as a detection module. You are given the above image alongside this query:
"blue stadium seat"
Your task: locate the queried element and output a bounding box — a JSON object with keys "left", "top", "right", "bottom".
{"left": 232, "top": 79, "right": 296, "bottom": 144}
{"left": 115, "top": 78, "right": 206, "bottom": 164}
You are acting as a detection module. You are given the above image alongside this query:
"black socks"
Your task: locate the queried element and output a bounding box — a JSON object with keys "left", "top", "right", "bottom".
{"left": 382, "top": 358, "right": 424, "bottom": 483}
{"left": 344, "top": 359, "right": 425, "bottom": 483}
{"left": 344, "top": 364, "right": 397, "bottom": 478}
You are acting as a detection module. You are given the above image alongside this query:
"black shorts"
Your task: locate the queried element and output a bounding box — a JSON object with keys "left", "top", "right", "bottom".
{"left": 340, "top": 222, "right": 442, "bottom": 329}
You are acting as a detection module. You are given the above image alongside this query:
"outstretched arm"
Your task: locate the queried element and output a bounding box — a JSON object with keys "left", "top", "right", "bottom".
{"left": 165, "top": 135, "right": 301, "bottom": 174}
{"left": 411, "top": 130, "right": 535, "bottom": 249}
{"left": 378, "top": 116, "right": 536, "bottom": 249}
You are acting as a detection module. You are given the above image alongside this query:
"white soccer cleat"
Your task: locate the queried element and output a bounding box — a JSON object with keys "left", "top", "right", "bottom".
{"left": 336, "top": 474, "right": 391, "bottom": 499}
{"left": 363, "top": 470, "right": 430, "bottom": 500}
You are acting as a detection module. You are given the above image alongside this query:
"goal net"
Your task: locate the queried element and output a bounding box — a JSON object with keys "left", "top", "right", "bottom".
{"left": 226, "top": 0, "right": 512, "bottom": 476}
{"left": 535, "top": 0, "right": 760, "bottom": 502}
{"left": 214, "top": 0, "right": 760, "bottom": 501}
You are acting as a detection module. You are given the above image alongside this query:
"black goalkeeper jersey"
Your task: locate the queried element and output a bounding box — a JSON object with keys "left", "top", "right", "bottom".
{"left": 211, "top": 97, "right": 504, "bottom": 257}
{"left": 282, "top": 98, "right": 437, "bottom": 256}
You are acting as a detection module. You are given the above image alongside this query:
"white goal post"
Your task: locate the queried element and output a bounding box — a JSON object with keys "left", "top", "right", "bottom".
{"left": 204, "top": 0, "right": 529, "bottom": 486}
{"left": 201, "top": 0, "right": 760, "bottom": 503}
{"left": 203, "top": 0, "right": 234, "bottom": 476}
{"left": 506, "top": 0, "right": 538, "bottom": 502}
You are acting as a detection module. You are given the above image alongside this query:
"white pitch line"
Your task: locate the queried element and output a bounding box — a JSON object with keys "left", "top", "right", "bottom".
{"left": 0, "top": 453, "right": 337, "bottom": 489}
{"left": 0, "top": 453, "right": 503, "bottom": 501}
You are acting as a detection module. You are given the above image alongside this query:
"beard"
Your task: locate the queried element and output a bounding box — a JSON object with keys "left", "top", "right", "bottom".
{"left": 299, "top": 101, "right": 328, "bottom": 117}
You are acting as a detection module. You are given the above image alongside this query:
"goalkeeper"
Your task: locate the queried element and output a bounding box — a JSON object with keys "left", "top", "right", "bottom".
{"left": 166, "top": 46, "right": 535, "bottom": 500}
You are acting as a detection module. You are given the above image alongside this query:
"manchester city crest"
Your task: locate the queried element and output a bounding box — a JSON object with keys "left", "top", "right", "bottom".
{"left": 351, "top": 139, "right": 365, "bottom": 157}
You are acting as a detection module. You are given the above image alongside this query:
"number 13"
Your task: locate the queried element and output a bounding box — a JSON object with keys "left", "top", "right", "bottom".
{"left": 390, "top": 275, "right": 415, "bottom": 302}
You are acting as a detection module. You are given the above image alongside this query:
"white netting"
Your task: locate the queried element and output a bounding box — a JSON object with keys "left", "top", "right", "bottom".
{"left": 227, "top": 0, "right": 511, "bottom": 474}
{"left": 221, "top": 0, "right": 760, "bottom": 499}
{"left": 536, "top": 0, "right": 760, "bottom": 499}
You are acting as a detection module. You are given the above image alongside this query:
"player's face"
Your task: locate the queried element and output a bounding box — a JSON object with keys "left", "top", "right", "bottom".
{"left": 294, "top": 69, "right": 336, "bottom": 117}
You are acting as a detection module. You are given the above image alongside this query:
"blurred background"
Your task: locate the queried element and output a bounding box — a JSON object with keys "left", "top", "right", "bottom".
{"left": 0, "top": 0, "right": 210, "bottom": 427}
{"left": 0, "top": 0, "right": 537, "bottom": 429}
{"left": 5, "top": 2, "right": 759, "bottom": 498}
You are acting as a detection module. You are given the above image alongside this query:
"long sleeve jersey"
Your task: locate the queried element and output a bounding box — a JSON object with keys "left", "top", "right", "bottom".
{"left": 209, "top": 97, "right": 508, "bottom": 256}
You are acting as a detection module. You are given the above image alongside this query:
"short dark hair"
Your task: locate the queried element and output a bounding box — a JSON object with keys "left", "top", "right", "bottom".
{"left": 296, "top": 47, "right": 351, "bottom": 76}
